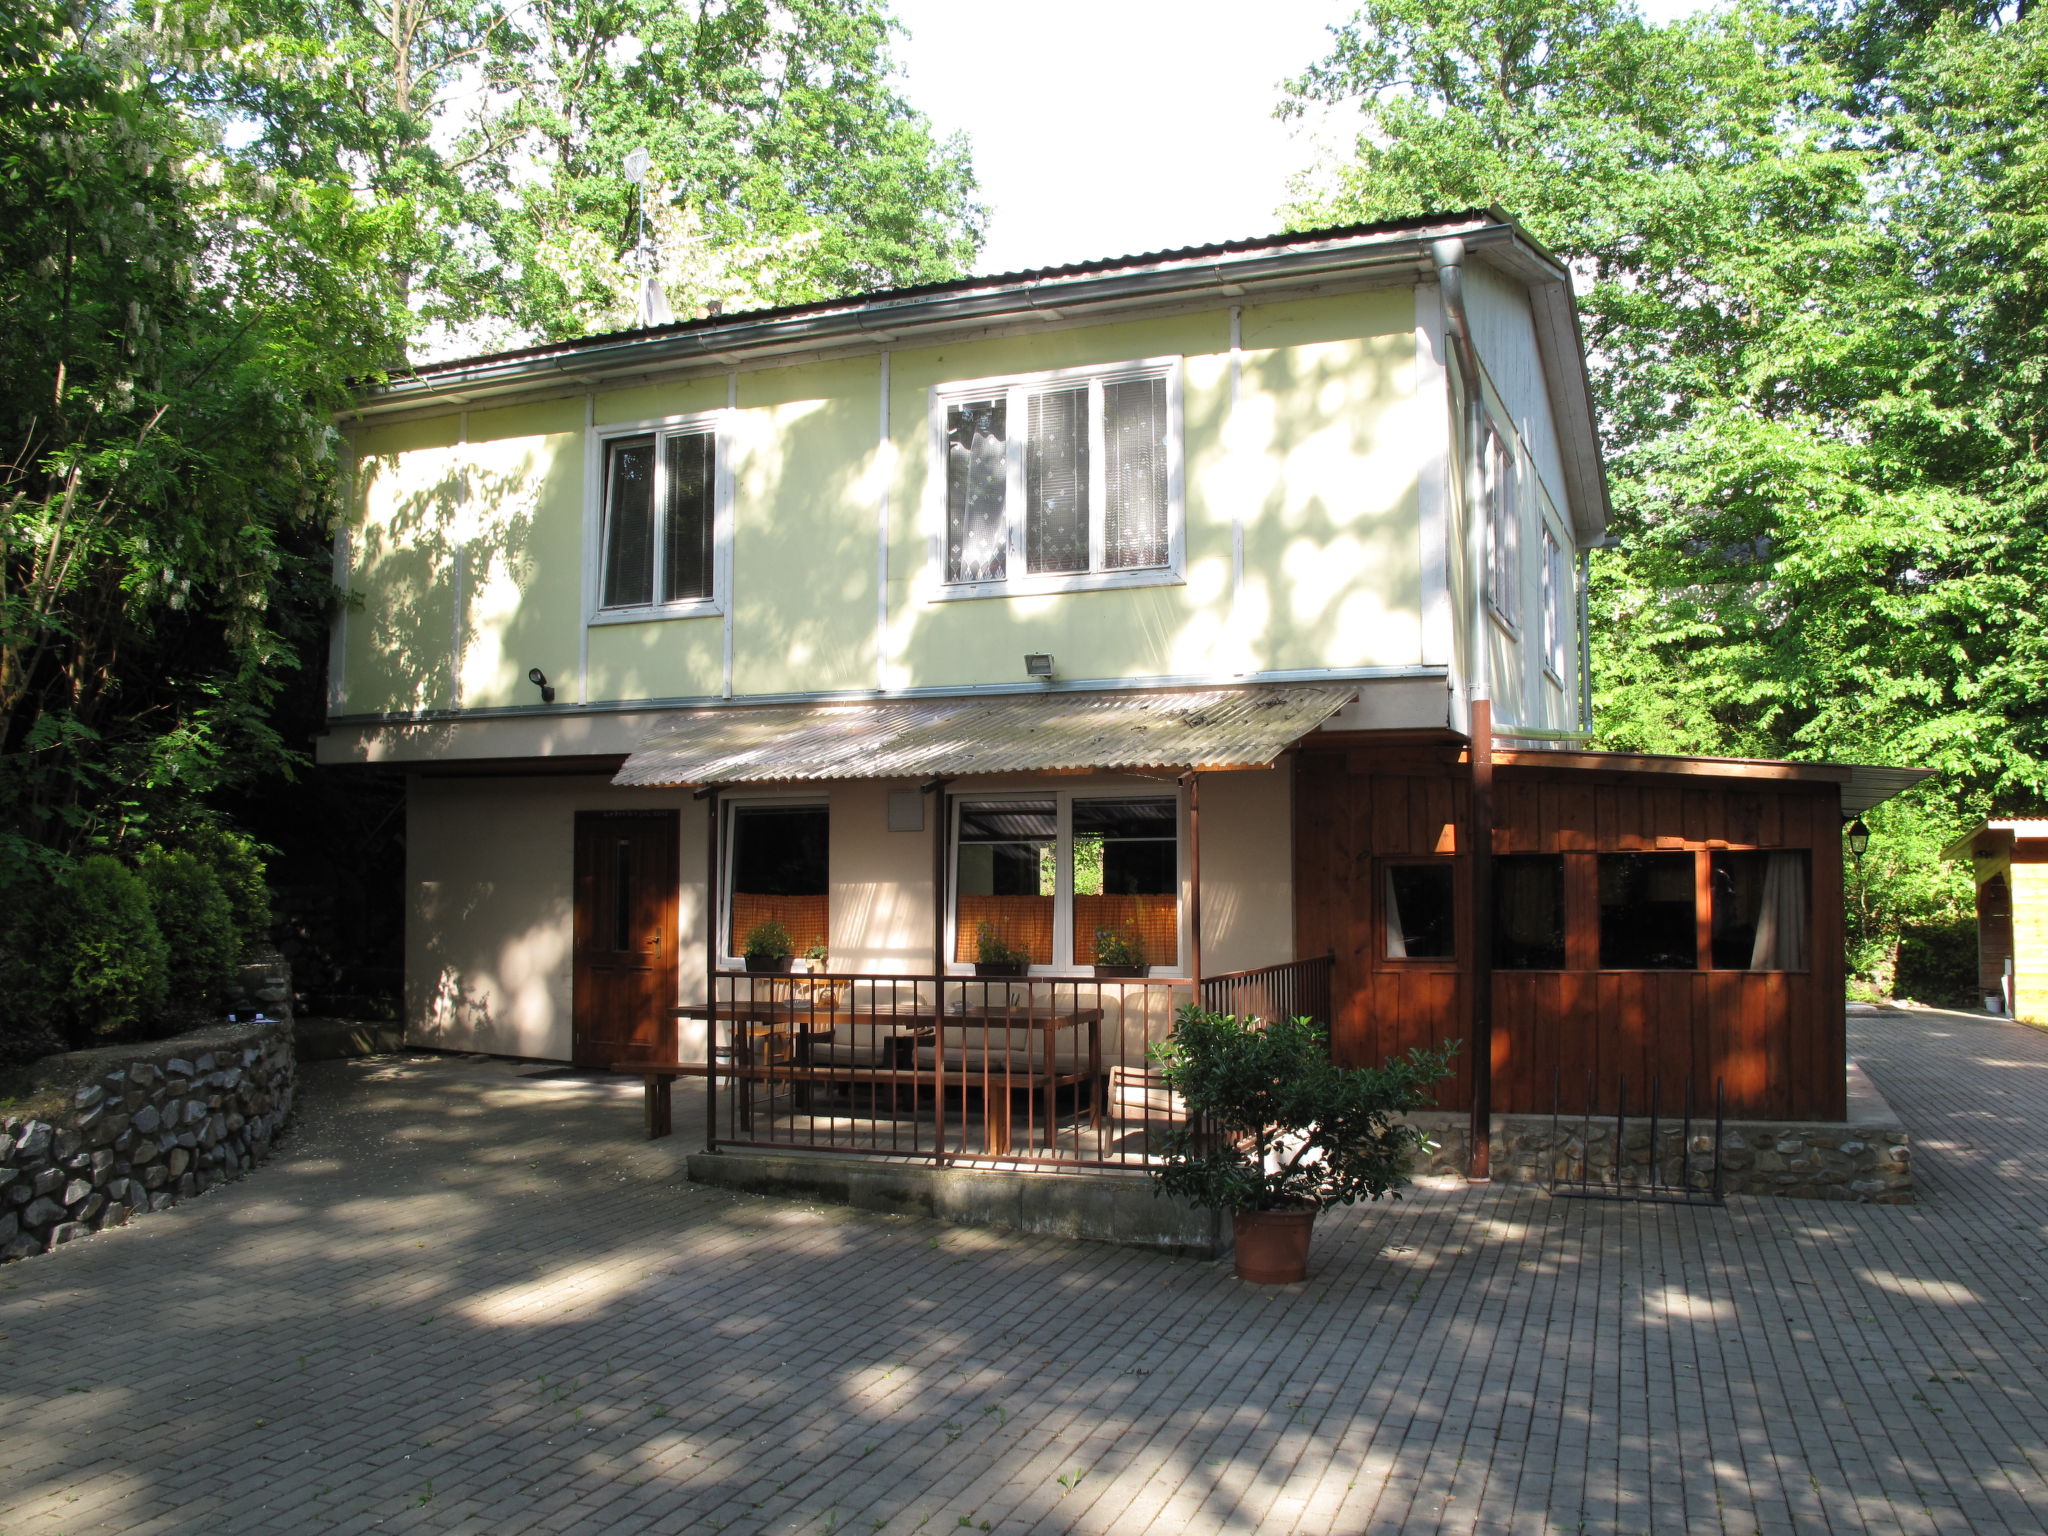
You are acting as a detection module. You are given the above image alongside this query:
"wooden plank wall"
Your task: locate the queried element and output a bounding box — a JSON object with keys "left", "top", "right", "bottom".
{"left": 1294, "top": 747, "right": 1473, "bottom": 1111}
{"left": 1294, "top": 750, "right": 1849, "bottom": 1121}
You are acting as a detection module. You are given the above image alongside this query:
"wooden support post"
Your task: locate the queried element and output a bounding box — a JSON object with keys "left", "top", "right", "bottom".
{"left": 1184, "top": 770, "right": 1204, "bottom": 996}
{"left": 1469, "top": 700, "right": 1494, "bottom": 1182}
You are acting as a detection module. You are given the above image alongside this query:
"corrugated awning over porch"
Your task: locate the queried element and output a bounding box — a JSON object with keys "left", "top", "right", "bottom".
{"left": 611, "top": 683, "right": 1358, "bottom": 787}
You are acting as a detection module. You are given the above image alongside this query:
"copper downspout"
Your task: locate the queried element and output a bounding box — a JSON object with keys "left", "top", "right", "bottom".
{"left": 1182, "top": 770, "right": 1204, "bottom": 996}
{"left": 698, "top": 785, "right": 722, "bottom": 1152}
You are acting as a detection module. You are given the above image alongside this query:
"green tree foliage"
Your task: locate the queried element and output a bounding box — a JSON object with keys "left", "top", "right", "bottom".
{"left": 1, "top": 1, "right": 402, "bottom": 881}
{"left": 1283, "top": 0, "right": 2048, "bottom": 982}
{"left": 208, "top": 0, "right": 984, "bottom": 352}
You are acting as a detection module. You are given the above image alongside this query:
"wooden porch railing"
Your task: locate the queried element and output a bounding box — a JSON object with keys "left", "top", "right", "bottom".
{"left": 686, "top": 956, "right": 1338, "bottom": 1169}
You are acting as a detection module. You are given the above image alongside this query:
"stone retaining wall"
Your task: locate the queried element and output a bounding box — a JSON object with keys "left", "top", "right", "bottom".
{"left": 0, "top": 1019, "right": 296, "bottom": 1261}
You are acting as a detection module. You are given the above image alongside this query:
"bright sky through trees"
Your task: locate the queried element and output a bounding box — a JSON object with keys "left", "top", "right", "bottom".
{"left": 890, "top": 0, "right": 1706, "bottom": 275}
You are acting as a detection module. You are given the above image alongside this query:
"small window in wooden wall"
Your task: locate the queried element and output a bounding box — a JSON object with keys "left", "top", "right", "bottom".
{"left": 1597, "top": 852, "right": 1697, "bottom": 970}
{"left": 1495, "top": 854, "right": 1565, "bottom": 969}
{"left": 1710, "top": 851, "right": 1809, "bottom": 971}
{"left": 1384, "top": 862, "right": 1455, "bottom": 960}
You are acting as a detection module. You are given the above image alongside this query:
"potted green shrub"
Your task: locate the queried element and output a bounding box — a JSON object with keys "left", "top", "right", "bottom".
{"left": 972, "top": 921, "right": 1029, "bottom": 978}
{"left": 1149, "top": 1006, "right": 1455, "bottom": 1284}
{"left": 1092, "top": 927, "right": 1147, "bottom": 979}
{"left": 741, "top": 918, "right": 796, "bottom": 973}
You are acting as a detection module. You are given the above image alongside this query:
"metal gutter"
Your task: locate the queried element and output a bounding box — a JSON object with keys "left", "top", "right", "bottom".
{"left": 318, "top": 663, "right": 1448, "bottom": 731}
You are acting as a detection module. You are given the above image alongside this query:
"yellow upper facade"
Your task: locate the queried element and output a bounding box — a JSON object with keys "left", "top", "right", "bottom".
{"left": 326, "top": 214, "right": 1607, "bottom": 758}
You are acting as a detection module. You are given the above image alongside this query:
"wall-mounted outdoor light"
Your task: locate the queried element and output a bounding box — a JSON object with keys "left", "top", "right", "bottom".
{"left": 1845, "top": 818, "right": 1871, "bottom": 861}
{"left": 1024, "top": 653, "right": 1054, "bottom": 681}
{"left": 527, "top": 667, "right": 556, "bottom": 704}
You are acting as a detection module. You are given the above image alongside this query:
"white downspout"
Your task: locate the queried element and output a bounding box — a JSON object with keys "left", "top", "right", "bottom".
{"left": 1431, "top": 238, "right": 1490, "bottom": 729}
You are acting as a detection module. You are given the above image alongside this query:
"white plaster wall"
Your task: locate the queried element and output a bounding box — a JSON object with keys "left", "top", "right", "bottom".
{"left": 406, "top": 775, "right": 705, "bottom": 1061}
{"left": 1192, "top": 764, "right": 1294, "bottom": 975}
{"left": 405, "top": 764, "right": 1298, "bottom": 1062}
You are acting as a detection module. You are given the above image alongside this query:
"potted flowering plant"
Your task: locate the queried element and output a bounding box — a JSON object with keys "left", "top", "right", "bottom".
{"left": 972, "top": 921, "right": 1029, "bottom": 978}
{"left": 1149, "top": 1007, "right": 1455, "bottom": 1283}
{"left": 1092, "top": 928, "right": 1147, "bottom": 978}
{"left": 741, "top": 918, "right": 795, "bottom": 973}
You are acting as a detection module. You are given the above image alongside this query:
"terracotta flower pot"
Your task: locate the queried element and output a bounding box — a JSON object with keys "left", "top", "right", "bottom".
{"left": 1232, "top": 1206, "right": 1316, "bottom": 1283}
{"left": 1092, "top": 963, "right": 1145, "bottom": 978}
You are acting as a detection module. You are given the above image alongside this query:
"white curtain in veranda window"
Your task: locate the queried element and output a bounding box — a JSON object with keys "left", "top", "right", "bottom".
{"left": 1385, "top": 866, "right": 1408, "bottom": 958}
{"left": 1749, "top": 852, "right": 1808, "bottom": 970}
{"left": 602, "top": 436, "right": 656, "bottom": 607}
{"left": 1025, "top": 386, "right": 1088, "bottom": 574}
{"left": 1103, "top": 375, "right": 1169, "bottom": 569}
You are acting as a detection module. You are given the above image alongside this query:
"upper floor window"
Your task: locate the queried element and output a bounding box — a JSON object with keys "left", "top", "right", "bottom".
{"left": 935, "top": 358, "right": 1183, "bottom": 597}
{"left": 596, "top": 416, "right": 723, "bottom": 619}
{"left": 1485, "top": 427, "right": 1519, "bottom": 628}
{"left": 1541, "top": 527, "right": 1567, "bottom": 682}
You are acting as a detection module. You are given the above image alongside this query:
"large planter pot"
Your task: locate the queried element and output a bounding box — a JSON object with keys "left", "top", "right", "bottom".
{"left": 744, "top": 954, "right": 794, "bottom": 974}
{"left": 1092, "top": 963, "right": 1146, "bottom": 979}
{"left": 1232, "top": 1206, "right": 1316, "bottom": 1284}
{"left": 972, "top": 961, "right": 1027, "bottom": 978}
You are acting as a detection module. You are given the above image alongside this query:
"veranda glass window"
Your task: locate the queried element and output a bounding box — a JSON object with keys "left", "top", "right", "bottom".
{"left": 1598, "top": 852, "right": 1696, "bottom": 969}
{"left": 1072, "top": 798, "right": 1179, "bottom": 967}
{"left": 601, "top": 426, "right": 717, "bottom": 611}
{"left": 728, "top": 805, "right": 828, "bottom": 958}
{"left": 940, "top": 361, "right": 1177, "bottom": 590}
{"left": 1495, "top": 855, "right": 1566, "bottom": 969}
{"left": 953, "top": 801, "right": 1057, "bottom": 964}
{"left": 1710, "top": 851, "right": 1809, "bottom": 971}
{"left": 1385, "top": 863, "right": 1455, "bottom": 959}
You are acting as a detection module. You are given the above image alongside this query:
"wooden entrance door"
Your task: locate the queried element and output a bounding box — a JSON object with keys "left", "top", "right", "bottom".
{"left": 572, "top": 810, "right": 680, "bottom": 1067}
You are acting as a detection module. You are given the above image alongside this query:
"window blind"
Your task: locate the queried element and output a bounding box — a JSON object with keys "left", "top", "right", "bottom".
{"left": 662, "top": 431, "right": 716, "bottom": 603}
{"left": 1102, "top": 375, "right": 1169, "bottom": 569}
{"left": 1025, "top": 386, "right": 1089, "bottom": 574}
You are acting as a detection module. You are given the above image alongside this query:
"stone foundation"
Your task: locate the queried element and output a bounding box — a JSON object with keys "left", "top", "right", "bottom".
{"left": 1405, "top": 1063, "right": 1913, "bottom": 1203}
{"left": 0, "top": 1018, "right": 297, "bottom": 1261}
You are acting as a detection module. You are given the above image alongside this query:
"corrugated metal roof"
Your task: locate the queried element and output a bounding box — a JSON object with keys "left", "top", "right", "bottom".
{"left": 611, "top": 685, "right": 1358, "bottom": 788}
{"left": 397, "top": 211, "right": 1500, "bottom": 382}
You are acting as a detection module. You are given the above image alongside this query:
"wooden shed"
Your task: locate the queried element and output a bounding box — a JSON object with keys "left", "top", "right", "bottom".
{"left": 1942, "top": 820, "right": 2048, "bottom": 1019}
{"left": 1297, "top": 738, "right": 1930, "bottom": 1129}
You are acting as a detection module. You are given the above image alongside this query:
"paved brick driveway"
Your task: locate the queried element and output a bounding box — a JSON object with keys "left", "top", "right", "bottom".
{"left": 5, "top": 1008, "right": 2048, "bottom": 1535}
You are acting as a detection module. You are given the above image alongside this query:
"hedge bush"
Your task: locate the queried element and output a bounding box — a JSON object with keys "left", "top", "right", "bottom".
{"left": 47, "top": 856, "right": 171, "bottom": 1044}
{"left": 178, "top": 823, "right": 271, "bottom": 951}
{"left": 140, "top": 846, "right": 241, "bottom": 1008}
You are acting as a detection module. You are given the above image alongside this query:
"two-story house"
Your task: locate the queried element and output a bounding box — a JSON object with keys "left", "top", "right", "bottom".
{"left": 321, "top": 210, "right": 1925, "bottom": 1175}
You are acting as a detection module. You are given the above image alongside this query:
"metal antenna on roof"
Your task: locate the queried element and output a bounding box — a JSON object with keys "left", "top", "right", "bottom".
{"left": 622, "top": 146, "right": 675, "bottom": 329}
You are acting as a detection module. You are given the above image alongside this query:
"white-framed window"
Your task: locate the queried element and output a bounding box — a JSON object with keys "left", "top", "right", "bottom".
{"left": 590, "top": 410, "right": 728, "bottom": 623}
{"left": 1485, "top": 426, "right": 1519, "bottom": 629}
{"left": 948, "top": 791, "right": 1183, "bottom": 972}
{"left": 1541, "top": 526, "right": 1568, "bottom": 683}
{"left": 722, "top": 799, "right": 829, "bottom": 965}
{"left": 931, "top": 356, "right": 1184, "bottom": 599}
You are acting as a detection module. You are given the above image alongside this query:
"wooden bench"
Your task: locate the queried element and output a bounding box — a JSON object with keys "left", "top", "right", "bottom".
{"left": 607, "top": 1062, "right": 710, "bottom": 1139}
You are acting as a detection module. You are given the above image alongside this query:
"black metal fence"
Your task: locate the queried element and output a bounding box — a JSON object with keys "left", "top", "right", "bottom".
{"left": 1547, "top": 1071, "right": 1726, "bottom": 1205}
